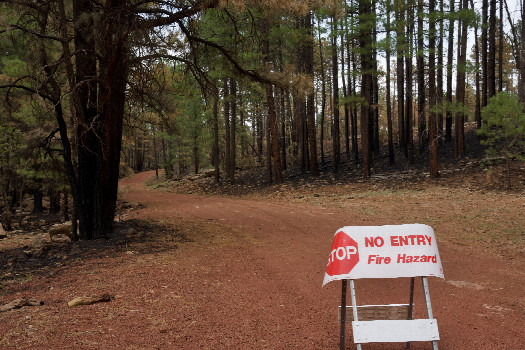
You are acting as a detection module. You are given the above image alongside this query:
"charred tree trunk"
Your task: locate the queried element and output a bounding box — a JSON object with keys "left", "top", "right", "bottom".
{"left": 213, "top": 93, "right": 220, "bottom": 183}
{"left": 359, "top": 0, "right": 373, "bottom": 177}
{"left": 445, "top": 0, "right": 455, "bottom": 142}
{"left": 498, "top": 0, "right": 504, "bottom": 92}
{"left": 395, "top": 0, "right": 406, "bottom": 152}
{"left": 350, "top": 10, "right": 359, "bottom": 163}
{"left": 471, "top": 0, "right": 482, "bottom": 127}
{"left": 280, "top": 88, "right": 287, "bottom": 171}
{"left": 49, "top": 188, "right": 60, "bottom": 214}
{"left": 437, "top": 0, "right": 444, "bottom": 137}
{"left": 482, "top": 0, "right": 488, "bottom": 108}
{"left": 417, "top": 0, "right": 426, "bottom": 154}
{"left": 73, "top": 0, "right": 130, "bottom": 239}
{"left": 229, "top": 77, "right": 237, "bottom": 183}
{"left": 306, "top": 12, "right": 318, "bottom": 176}
{"left": 521, "top": 0, "right": 525, "bottom": 106}
{"left": 317, "top": 16, "right": 327, "bottom": 166}
{"left": 429, "top": 0, "right": 439, "bottom": 177}
{"left": 372, "top": 2, "right": 380, "bottom": 157}
{"left": 257, "top": 105, "right": 264, "bottom": 164}
{"left": 455, "top": 0, "right": 468, "bottom": 158}
{"left": 488, "top": 0, "right": 497, "bottom": 99}
{"left": 406, "top": 1, "right": 414, "bottom": 163}
{"left": 386, "top": 0, "right": 395, "bottom": 165}
{"left": 503, "top": 0, "right": 523, "bottom": 106}
{"left": 223, "top": 77, "right": 231, "bottom": 181}
{"left": 63, "top": 189, "right": 69, "bottom": 222}
{"left": 32, "top": 187, "right": 43, "bottom": 214}
{"left": 341, "top": 18, "right": 350, "bottom": 158}
{"left": 261, "top": 17, "right": 282, "bottom": 183}
{"left": 332, "top": 16, "right": 340, "bottom": 172}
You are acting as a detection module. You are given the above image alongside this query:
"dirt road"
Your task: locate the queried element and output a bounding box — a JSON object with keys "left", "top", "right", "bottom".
{"left": 1, "top": 170, "right": 524, "bottom": 349}
{"left": 119, "top": 171, "right": 525, "bottom": 349}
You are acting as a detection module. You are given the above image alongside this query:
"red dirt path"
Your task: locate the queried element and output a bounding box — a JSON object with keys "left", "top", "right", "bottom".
{"left": 1, "top": 170, "right": 524, "bottom": 349}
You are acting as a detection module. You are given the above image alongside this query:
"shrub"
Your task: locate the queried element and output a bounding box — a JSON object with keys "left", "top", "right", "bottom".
{"left": 478, "top": 92, "right": 525, "bottom": 188}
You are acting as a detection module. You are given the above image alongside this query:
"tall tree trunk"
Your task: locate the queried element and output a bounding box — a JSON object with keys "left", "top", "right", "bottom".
{"left": 50, "top": 189, "right": 61, "bottom": 215}
{"left": 498, "top": 0, "right": 504, "bottom": 92}
{"left": 266, "top": 113, "right": 272, "bottom": 181}
{"left": 417, "top": 0, "right": 426, "bottom": 153}
{"left": 332, "top": 16, "right": 340, "bottom": 172}
{"left": 256, "top": 105, "right": 263, "bottom": 164}
{"left": 62, "top": 189, "right": 69, "bottom": 222}
{"left": 280, "top": 88, "right": 287, "bottom": 170}
{"left": 395, "top": 0, "right": 406, "bottom": 152}
{"left": 503, "top": 0, "right": 523, "bottom": 105}
{"left": 306, "top": 12, "right": 318, "bottom": 176}
{"left": 261, "top": 17, "right": 282, "bottom": 183}
{"left": 429, "top": 0, "right": 439, "bottom": 177}
{"left": 152, "top": 125, "right": 158, "bottom": 179}
{"left": 223, "top": 77, "right": 231, "bottom": 179}
{"left": 445, "top": 0, "right": 455, "bottom": 142}
{"left": 73, "top": 0, "right": 100, "bottom": 239}
{"left": 438, "top": 0, "right": 444, "bottom": 137}
{"left": 213, "top": 93, "right": 220, "bottom": 183}
{"left": 266, "top": 85, "right": 282, "bottom": 182}
{"left": 386, "top": 0, "right": 395, "bottom": 165}
{"left": 372, "top": 1, "right": 380, "bottom": 157}
{"left": 74, "top": 0, "right": 129, "bottom": 239}
{"left": 341, "top": 17, "right": 350, "bottom": 158}
{"left": 32, "top": 186, "right": 43, "bottom": 214}
{"left": 193, "top": 124, "right": 200, "bottom": 174}
{"left": 521, "top": 0, "right": 525, "bottom": 106}
{"left": 359, "top": 0, "right": 373, "bottom": 177}
{"left": 482, "top": 0, "right": 489, "bottom": 108}
{"left": 240, "top": 91, "right": 246, "bottom": 158}
{"left": 350, "top": 10, "right": 359, "bottom": 163}
{"left": 488, "top": 0, "right": 497, "bottom": 99}
{"left": 318, "top": 16, "right": 327, "bottom": 166}
{"left": 229, "top": 77, "right": 237, "bottom": 183}
{"left": 406, "top": 1, "right": 414, "bottom": 163}
{"left": 455, "top": 0, "right": 468, "bottom": 158}
{"left": 278, "top": 45, "right": 287, "bottom": 171}
{"left": 471, "top": 0, "right": 482, "bottom": 127}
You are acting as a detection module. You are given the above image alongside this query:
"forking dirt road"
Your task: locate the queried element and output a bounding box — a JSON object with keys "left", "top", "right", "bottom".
{"left": 118, "top": 171, "right": 525, "bottom": 349}
{"left": 1, "top": 170, "right": 524, "bottom": 349}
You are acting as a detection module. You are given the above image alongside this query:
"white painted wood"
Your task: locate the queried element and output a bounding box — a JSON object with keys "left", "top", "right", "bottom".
{"left": 352, "top": 319, "right": 440, "bottom": 344}
{"left": 349, "top": 280, "right": 362, "bottom": 350}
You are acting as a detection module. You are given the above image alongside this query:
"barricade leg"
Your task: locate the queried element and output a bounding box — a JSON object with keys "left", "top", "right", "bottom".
{"left": 349, "top": 280, "right": 362, "bottom": 350}
{"left": 422, "top": 277, "right": 438, "bottom": 350}
{"left": 340, "top": 280, "right": 347, "bottom": 350}
{"left": 406, "top": 277, "right": 415, "bottom": 349}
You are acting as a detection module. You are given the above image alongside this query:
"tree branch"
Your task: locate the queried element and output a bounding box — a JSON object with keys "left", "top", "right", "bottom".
{"left": 0, "top": 83, "right": 57, "bottom": 104}
{"left": 137, "top": 0, "right": 219, "bottom": 29}
{"left": 175, "top": 19, "right": 278, "bottom": 86}
{"left": 9, "top": 24, "right": 67, "bottom": 43}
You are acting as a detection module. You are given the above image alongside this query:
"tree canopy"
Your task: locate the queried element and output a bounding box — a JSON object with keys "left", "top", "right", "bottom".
{"left": 1, "top": 0, "right": 524, "bottom": 239}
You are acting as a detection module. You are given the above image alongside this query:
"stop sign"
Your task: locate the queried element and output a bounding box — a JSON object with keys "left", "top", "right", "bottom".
{"left": 325, "top": 231, "right": 360, "bottom": 276}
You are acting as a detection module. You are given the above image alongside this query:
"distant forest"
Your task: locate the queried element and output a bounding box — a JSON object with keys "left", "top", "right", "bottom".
{"left": 1, "top": 0, "right": 524, "bottom": 239}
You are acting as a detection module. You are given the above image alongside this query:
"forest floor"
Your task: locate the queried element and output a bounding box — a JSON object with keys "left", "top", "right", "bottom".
{"left": 1, "top": 141, "right": 525, "bottom": 348}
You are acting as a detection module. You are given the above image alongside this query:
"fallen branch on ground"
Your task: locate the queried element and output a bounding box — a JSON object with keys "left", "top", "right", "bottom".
{"left": 0, "top": 298, "right": 44, "bottom": 312}
{"left": 67, "top": 294, "right": 111, "bottom": 307}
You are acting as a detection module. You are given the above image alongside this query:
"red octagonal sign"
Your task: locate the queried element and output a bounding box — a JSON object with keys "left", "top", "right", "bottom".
{"left": 326, "top": 231, "right": 360, "bottom": 276}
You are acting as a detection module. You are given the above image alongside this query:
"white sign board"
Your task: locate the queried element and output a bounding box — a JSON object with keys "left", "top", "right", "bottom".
{"left": 323, "top": 224, "right": 444, "bottom": 286}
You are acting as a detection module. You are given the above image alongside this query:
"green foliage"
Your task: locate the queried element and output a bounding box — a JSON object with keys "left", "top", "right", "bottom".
{"left": 1, "top": 57, "right": 27, "bottom": 78}
{"left": 430, "top": 100, "right": 471, "bottom": 119}
{"left": 478, "top": 92, "right": 525, "bottom": 161}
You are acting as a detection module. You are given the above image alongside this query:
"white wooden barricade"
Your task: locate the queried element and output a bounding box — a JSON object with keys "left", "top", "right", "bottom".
{"left": 343, "top": 278, "right": 439, "bottom": 350}
{"left": 323, "top": 224, "right": 444, "bottom": 350}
